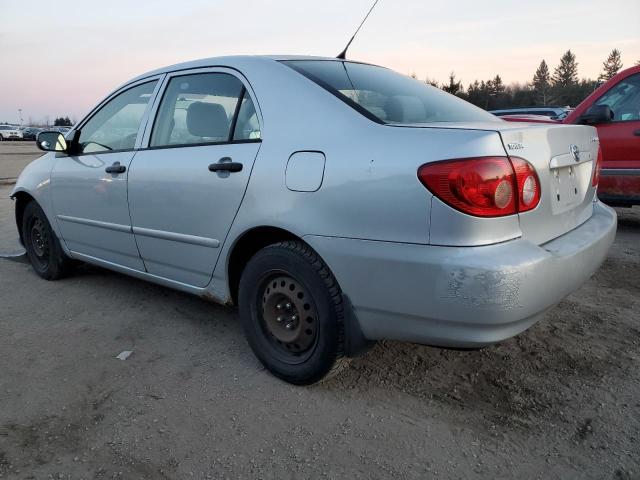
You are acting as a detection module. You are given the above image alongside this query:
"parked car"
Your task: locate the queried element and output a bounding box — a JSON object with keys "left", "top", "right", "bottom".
{"left": 490, "top": 106, "right": 570, "bottom": 120}
{"left": 20, "top": 127, "right": 41, "bottom": 141}
{"left": 51, "top": 126, "right": 72, "bottom": 134}
{"left": 12, "top": 55, "right": 616, "bottom": 384}
{"left": 563, "top": 66, "right": 640, "bottom": 206}
{"left": 0, "top": 124, "right": 24, "bottom": 140}
{"left": 503, "top": 66, "right": 640, "bottom": 206}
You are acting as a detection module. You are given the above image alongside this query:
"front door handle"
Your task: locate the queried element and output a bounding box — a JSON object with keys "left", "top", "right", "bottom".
{"left": 208, "top": 157, "right": 243, "bottom": 173}
{"left": 105, "top": 161, "right": 126, "bottom": 174}
{"left": 633, "top": 129, "right": 640, "bottom": 136}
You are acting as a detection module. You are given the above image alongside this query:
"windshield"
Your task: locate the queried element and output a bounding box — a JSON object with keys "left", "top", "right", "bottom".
{"left": 283, "top": 60, "right": 499, "bottom": 124}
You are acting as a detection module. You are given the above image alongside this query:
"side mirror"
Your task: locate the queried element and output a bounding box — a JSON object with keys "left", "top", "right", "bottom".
{"left": 579, "top": 104, "right": 613, "bottom": 125}
{"left": 36, "top": 131, "right": 68, "bottom": 152}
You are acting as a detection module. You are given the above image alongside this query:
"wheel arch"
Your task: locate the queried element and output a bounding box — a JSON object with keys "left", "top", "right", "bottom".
{"left": 227, "top": 226, "right": 300, "bottom": 305}
{"left": 12, "top": 190, "right": 37, "bottom": 246}
{"left": 225, "top": 225, "right": 372, "bottom": 357}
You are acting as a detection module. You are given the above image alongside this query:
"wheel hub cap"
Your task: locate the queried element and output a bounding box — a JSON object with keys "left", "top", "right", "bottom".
{"left": 261, "top": 275, "right": 318, "bottom": 353}
{"left": 30, "top": 219, "right": 47, "bottom": 258}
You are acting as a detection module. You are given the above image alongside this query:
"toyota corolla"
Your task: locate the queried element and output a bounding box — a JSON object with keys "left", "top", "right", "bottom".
{"left": 12, "top": 56, "right": 616, "bottom": 384}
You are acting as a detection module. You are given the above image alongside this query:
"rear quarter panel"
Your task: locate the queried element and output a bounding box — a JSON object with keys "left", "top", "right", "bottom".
{"left": 209, "top": 59, "right": 519, "bottom": 298}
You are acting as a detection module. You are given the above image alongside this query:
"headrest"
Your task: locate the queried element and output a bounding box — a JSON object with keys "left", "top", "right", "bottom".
{"left": 384, "top": 95, "right": 427, "bottom": 123}
{"left": 186, "top": 101, "right": 229, "bottom": 138}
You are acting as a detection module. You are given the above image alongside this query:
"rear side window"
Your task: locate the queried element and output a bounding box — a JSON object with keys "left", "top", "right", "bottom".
{"left": 151, "top": 73, "right": 260, "bottom": 147}
{"left": 283, "top": 60, "right": 498, "bottom": 124}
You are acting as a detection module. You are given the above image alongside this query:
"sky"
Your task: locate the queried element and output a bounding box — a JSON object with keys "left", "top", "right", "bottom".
{"left": 0, "top": 0, "right": 639, "bottom": 124}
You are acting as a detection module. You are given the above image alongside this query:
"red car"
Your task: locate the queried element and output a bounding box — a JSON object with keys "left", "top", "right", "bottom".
{"left": 504, "top": 65, "right": 640, "bottom": 206}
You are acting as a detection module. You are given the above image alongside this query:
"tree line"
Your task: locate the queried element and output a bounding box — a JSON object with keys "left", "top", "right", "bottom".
{"left": 415, "top": 49, "right": 639, "bottom": 110}
{"left": 53, "top": 116, "right": 73, "bottom": 126}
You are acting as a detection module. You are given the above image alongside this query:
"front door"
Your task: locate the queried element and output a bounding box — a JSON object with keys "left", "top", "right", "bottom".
{"left": 593, "top": 72, "right": 640, "bottom": 170}
{"left": 51, "top": 79, "right": 161, "bottom": 269}
{"left": 128, "top": 69, "right": 262, "bottom": 286}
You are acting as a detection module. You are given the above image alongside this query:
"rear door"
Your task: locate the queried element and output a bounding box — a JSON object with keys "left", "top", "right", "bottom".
{"left": 128, "top": 68, "right": 262, "bottom": 287}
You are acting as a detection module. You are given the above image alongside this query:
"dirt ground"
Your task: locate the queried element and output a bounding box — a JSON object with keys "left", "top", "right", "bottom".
{"left": 0, "top": 143, "right": 638, "bottom": 479}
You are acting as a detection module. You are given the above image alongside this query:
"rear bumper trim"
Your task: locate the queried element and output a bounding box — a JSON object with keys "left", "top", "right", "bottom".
{"left": 304, "top": 201, "right": 617, "bottom": 347}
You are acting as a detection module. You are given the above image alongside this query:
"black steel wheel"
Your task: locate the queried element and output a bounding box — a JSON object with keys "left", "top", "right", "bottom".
{"left": 260, "top": 273, "right": 320, "bottom": 361}
{"left": 239, "top": 241, "right": 348, "bottom": 385}
{"left": 22, "top": 201, "right": 72, "bottom": 280}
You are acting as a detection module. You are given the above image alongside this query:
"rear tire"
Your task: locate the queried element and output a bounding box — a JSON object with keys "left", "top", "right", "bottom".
{"left": 238, "top": 241, "right": 348, "bottom": 385}
{"left": 22, "top": 201, "right": 72, "bottom": 280}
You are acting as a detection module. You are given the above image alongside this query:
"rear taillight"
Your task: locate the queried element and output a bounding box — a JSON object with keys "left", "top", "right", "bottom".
{"left": 592, "top": 145, "right": 602, "bottom": 187}
{"left": 510, "top": 156, "right": 541, "bottom": 213}
{"left": 417, "top": 156, "right": 540, "bottom": 217}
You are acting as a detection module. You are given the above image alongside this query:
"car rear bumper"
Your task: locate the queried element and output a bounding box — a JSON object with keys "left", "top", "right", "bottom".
{"left": 304, "top": 201, "right": 617, "bottom": 348}
{"left": 598, "top": 168, "right": 640, "bottom": 206}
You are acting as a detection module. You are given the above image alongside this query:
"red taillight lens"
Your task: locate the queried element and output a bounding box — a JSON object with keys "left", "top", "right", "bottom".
{"left": 592, "top": 145, "right": 602, "bottom": 187}
{"left": 418, "top": 157, "right": 517, "bottom": 217}
{"left": 510, "top": 156, "right": 541, "bottom": 213}
{"left": 418, "top": 156, "right": 540, "bottom": 217}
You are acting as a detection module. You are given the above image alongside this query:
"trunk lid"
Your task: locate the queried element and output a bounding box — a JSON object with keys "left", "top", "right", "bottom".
{"left": 391, "top": 121, "right": 599, "bottom": 245}
{"left": 499, "top": 123, "right": 598, "bottom": 245}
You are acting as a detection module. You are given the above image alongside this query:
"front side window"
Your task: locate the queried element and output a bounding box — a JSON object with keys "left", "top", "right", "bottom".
{"left": 594, "top": 73, "right": 640, "bottom": 122}
{"left": 151, "top": 73, "right": 259, "bottom": 147}
{"left": 283, "top": 60, "right": 499, "bottom": 124}
{"left": 77, "top": 81, "right": 157, "bottom": 154}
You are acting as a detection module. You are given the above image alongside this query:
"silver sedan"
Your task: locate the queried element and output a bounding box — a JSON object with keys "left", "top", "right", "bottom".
{"left": 12, "top": 56, "right": 616, "bottom": 384}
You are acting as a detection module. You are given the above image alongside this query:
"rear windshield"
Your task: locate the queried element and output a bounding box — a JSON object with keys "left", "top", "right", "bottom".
{"left": 283, "top": 60, "right": 499, "bottom": 124}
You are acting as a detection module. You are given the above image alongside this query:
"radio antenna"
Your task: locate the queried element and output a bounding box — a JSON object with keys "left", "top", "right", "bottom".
{"left": 336, "top": 0, "right": 381, "bottom": 59}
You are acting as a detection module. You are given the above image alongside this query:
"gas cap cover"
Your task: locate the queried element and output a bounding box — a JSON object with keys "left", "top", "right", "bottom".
{"left": 285, "top": 151, "right": 326, "bottom": 192}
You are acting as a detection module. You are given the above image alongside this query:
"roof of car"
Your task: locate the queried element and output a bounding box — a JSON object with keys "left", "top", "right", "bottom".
{"left": 128, "top": 55, "right": 372, "bottom": 85}
{"left": 132, "top": 55, "right": 335, "bottom": 79}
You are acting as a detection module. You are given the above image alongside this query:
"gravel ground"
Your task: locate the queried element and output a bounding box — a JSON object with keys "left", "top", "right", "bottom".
{"left": 0, "top": 178, "right": 638, "bottom": 478}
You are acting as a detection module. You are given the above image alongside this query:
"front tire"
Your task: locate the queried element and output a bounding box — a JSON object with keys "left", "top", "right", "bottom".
{"left": 238, "top": 241, "right": 348, "bottom": 385}
{"left": 22, "top": 201, "right": 72, "bottom": 280}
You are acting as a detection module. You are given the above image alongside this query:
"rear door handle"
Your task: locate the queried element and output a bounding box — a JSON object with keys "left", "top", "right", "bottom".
{"left": 105, "top": 161, "right": 126, "bottom": 174}
{"left": 208, "top": 157, "right": 243, "bottom": 173}
{"left": 633, "top": 129, "right": 640, "bottom": 136}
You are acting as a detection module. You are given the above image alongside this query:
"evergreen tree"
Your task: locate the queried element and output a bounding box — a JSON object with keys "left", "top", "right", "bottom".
{"left": 465, "top": 80, "right": 483, "bottom": 106}
{"left": 424, "top": 77, "right": 439, "bottom": 87}
{"left": 552, "top": 50, "right": 580, "bottom": 106}
{"left": 599, "top": 49, "right": 623, "bottom": 81}
{"left": 441, "top": 72, "right": 463, "bottom": 96}
{"left": 552, "top": 50, "right": 579, "bottom": 87}
{"left": 532, "top": 60, "right": 551, "bottom": 105}
{"left": 490, "top": 75, "right": 505, "bottom": 95}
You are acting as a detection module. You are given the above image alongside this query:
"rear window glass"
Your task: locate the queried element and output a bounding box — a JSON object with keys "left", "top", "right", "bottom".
{"left": 283, "top": 60, "right": 499, "bottom": 124}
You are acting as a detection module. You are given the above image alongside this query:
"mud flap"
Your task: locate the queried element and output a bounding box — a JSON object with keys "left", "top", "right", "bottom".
{"left": 342, "top": 294, "right": 375, "bottom": 357}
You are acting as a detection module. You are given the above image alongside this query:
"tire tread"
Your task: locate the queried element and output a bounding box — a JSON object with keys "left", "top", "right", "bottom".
{"left": 255, "top": 240, "right": 349, "bottom": 383}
